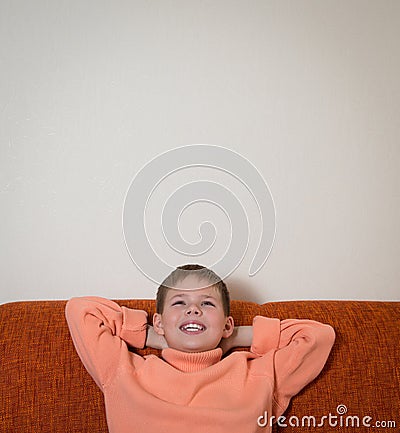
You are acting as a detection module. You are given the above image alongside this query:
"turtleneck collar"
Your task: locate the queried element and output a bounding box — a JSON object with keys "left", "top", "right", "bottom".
{"left": 161, "top": 347, "right": 223, "bottom": 372}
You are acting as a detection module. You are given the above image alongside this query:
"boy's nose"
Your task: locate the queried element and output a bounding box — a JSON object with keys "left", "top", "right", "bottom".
{"left": 185, "top": 304, "right": 201, "bottom": 315}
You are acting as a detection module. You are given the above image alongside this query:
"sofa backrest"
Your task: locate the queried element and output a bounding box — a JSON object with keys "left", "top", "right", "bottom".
{"left": 1, "top": 299, "right": 399, "bottom": 432}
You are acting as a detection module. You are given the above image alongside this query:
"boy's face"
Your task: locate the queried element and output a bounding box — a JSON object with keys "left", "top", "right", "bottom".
{"left": 153, "top": 274, "right": 234, "bottom": 353}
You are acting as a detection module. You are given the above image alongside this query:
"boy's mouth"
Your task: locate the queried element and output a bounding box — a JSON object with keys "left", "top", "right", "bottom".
{"left": 179, "top": 321, "right": 206, "bottom": 334}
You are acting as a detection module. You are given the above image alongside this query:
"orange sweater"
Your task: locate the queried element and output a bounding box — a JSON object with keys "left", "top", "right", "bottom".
{"left": 65, "top": 297, "right": 335, "bottom": 433}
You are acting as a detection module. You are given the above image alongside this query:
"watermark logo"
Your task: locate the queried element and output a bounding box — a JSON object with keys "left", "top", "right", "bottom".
{"left": 122, "top": 144, "right": 276, "bottom": 289}
{"left": 257, "top": 404, "right": 396, "bottom": 429}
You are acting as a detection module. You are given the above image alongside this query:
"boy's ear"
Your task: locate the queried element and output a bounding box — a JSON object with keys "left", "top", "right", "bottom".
{"left": 222, "top": 316, "right": 234, "bottom": 339}
{"left": 152, "top": 313, "right": 165, "bottom": 336}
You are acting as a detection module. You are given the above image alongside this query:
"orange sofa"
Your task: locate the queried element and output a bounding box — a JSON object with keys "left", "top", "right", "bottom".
{"left": 1, "top": 299, "right": 399, "bottom": 432}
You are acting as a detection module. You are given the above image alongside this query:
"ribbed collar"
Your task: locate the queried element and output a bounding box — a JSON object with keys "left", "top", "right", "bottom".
{"left": 161, "top": 347, "right": 223, "bottom": 372}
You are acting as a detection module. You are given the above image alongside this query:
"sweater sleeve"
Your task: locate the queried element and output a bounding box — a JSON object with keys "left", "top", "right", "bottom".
{"left": 250, "top": 316, "right": 335, "bottom": 417}
{"left": 65, "top": 296, "right": 148, "bottom": 389}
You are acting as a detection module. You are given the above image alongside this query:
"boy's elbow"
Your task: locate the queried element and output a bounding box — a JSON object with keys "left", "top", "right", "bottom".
{"left": 65, "top": 297, "right": 79, "bottom": 322}
{"left": 65, "top": 297, "right": 90, "bottom": 322}
{"left": 320, "top": 323, "right": 336, "bottom": 351}
{"left": 304, "top": 322, "right": 335, "bottom": 352}
{"left": 325, "top": 324, "right": 336, "bottom": 342}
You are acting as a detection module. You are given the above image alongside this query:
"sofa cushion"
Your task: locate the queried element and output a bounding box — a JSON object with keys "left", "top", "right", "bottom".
{"left": 0, "top": 299, "right": 398, "bottom": 432}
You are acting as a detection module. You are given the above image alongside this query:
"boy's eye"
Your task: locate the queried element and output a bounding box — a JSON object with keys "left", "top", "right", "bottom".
{"left": 202, "top": 301, "right": 215, "bottom": 307}
{"left": 171, "top": 300, "right": 185, "bottom": 306}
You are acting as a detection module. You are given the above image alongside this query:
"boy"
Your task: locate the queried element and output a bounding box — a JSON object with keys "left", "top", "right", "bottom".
{"left": 66, "top": 264, "right": 335, "bottom": 433}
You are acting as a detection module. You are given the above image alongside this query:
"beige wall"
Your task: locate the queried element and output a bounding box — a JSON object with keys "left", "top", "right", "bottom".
{"left": 1, "top": 1, "right": 399, "bottom": 304}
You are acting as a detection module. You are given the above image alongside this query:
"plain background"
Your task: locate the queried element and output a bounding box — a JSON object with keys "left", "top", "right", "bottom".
{"left": 1, "top": 1, "right": 399, "bottom": 305}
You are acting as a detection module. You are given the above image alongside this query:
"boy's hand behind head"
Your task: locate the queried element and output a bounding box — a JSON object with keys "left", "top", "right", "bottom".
{"left": 146, "top": 325, "right": 169, "bottom": 350}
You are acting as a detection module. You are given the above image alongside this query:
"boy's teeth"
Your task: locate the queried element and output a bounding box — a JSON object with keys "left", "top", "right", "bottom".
{"left": 181, "top": 324, "right": 204, "bottom": 331}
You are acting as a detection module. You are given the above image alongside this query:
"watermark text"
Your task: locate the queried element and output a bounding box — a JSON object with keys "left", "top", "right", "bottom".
{"left": 257, "top": 404, "right": 396, "bottom": 429}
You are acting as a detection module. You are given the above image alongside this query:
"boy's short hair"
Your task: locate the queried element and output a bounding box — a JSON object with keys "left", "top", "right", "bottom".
{"left": 156, "top": 264, "right": 231, "bottom": 316}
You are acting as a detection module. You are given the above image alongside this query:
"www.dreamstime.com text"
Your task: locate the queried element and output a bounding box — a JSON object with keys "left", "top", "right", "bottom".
{"left": 257, "top": 405, "right": 396, "bottom": 429}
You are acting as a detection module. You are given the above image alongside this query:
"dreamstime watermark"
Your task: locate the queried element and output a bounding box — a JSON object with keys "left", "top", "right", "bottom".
{"left": 257, "top": 404, "right": 396, "bottom": 429}
{"left": 122, "top": 144, "right": 276, "bottom": 289}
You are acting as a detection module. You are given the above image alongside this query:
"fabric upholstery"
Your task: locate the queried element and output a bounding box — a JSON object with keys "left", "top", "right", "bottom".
{"left": 0, "top": 299, "right": 398, "bottom": 432}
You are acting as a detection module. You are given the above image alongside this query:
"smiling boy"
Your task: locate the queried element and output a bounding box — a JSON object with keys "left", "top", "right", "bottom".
{"left": 153, "top": 285, "right": 234, "bottom": 352}
{"left": 66, "top": 264, "right": 335, "bottom": 433}
{"left": 151, "top": 269, "right": 235, "bottom": 353}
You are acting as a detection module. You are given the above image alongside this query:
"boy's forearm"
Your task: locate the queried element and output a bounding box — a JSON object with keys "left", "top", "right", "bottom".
{"left": 221, "top": 326, "right": 253, "bottom": 353}
{"left": 145, "top": 325, "right": 168, "bottom": 350}
{"left": 231, "top": 326, "right": 253, "bottom": 347}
